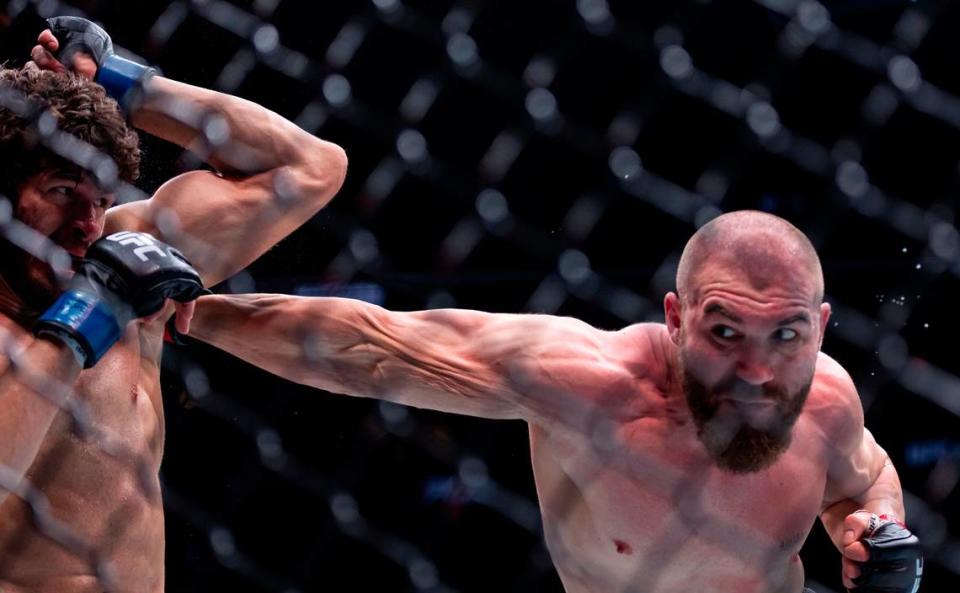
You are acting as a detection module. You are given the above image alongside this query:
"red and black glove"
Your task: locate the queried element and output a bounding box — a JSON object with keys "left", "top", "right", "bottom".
{"left": 849, "top": 514, "right": 923, "bottom": 593}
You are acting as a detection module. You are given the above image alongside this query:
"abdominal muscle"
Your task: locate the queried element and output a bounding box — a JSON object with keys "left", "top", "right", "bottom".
{"left": 0, "top": 325, "right": 166, "bottom": 593}
{"left": 0, "top": 456, "right": 165, "bottom": 593}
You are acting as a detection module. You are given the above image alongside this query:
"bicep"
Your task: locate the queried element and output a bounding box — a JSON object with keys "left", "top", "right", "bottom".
{"left": 360, "top": 310, "right": 625, "bottom": 426}
{"left": 824, "top": 428, "right": 887, "bottom": 505}
{"left": 106, "top": 167, "right": 330, "bottom": 287}
{"left": 820, "top": 366, "right": 888, "bottom": 507}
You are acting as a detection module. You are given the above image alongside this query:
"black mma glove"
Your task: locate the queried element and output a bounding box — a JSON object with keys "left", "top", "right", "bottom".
{"left": 45, "top": 16, "right": 157, "bottom": 112}
{"left": 35, "top": 231, "right": 204, "bottom": 368}
{"left": 851, "top": 515, "right": 923, "bottom": 593}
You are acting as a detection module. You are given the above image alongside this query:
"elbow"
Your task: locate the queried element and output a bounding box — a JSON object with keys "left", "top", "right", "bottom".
{"left": 294, "top": 139, "right": 348, "bottom": 209}
{"left": 267, "top": 142, "right": 346, "bottom": 218}
{"left": 321, "top": 141, "right": 349, "bottom": 198}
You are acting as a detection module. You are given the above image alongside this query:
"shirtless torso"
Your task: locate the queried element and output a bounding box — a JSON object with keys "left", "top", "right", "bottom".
{"left": 0, "top": 296, "right": 169, "bottom": 593}
{"left": 188, "top": 293, "right": 868, "bottom": 593}
{"left": 528, "top": 326, "right": 835, "bottom": 593}
{"left": 0, "top": 26, "right": 346, "bottom": 589}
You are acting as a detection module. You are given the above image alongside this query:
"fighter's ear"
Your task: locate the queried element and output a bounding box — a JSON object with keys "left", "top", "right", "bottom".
{"left": 817, "top": 301, "right": 831, "bottom": 349}
{"left": 664, "top": 292, "right": 682, "bottom": 345}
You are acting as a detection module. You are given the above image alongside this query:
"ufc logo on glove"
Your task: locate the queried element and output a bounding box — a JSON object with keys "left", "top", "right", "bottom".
{"left": 106, "top": 231, "right": 168, "bottom": 262}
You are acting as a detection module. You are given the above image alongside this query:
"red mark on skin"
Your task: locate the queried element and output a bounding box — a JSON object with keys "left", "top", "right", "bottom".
{"left": 130, "top": 384, "right": 139, "bottom": 402}
{"left": 614, "top": 539, "right": 632, "bottom": 555}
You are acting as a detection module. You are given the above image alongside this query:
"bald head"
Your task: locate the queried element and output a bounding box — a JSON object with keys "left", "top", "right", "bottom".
{"left": 676, "top": 211, "right": 823, "bottom": 306}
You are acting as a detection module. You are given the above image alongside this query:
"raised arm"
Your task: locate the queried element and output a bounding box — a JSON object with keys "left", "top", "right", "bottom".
{"left": 106, "top": 74, "right": 347, "bottom": 286}
{"left": 30, "top": 22, "right": 347, "bottom": 287}
{"left": 188, "top": 294, "right": 635, "bottom": 427}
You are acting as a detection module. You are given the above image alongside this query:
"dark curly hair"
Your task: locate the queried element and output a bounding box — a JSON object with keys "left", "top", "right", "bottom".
{"left": 0, "top": 65, "right": 140, "bottom": 204}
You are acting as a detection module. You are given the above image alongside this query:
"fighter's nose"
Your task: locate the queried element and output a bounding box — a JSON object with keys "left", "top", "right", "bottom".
{"left": 735, "top": 360, "right": 775, "bottom": 386}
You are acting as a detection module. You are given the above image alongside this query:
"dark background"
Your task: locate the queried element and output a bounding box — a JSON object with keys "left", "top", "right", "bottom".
{"left": 3, "top": 0, "right": 959, "bottom": 591}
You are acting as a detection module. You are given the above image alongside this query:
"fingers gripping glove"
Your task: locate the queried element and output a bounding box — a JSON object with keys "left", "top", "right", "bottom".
{"left": 45, "top": 16, "right": 157, "bottom": 112}
{"left": 851, "top": 516, "right": 923, "bottom": 593}
{"left": 164, "top": 315, "right": 195, "bottom": 346}
{"left": 163, "top": 287, "right": 214, "bottom": 346}
{"left": 35, "top": 231, "right": 204, "bottom": 368}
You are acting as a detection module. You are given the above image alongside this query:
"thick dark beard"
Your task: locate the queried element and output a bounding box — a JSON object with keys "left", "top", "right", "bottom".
{"left": 681, "top": 365, "right": 811, "bottom": 474}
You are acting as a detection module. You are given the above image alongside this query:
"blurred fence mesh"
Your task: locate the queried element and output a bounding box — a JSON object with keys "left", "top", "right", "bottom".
{"left": 1, "top": 0, "right": 959, "bottom": 591}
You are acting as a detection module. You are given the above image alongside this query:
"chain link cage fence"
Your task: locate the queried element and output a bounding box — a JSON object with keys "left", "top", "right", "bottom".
{"left": 0, "top": 0, "right": 958, "bottom": 591}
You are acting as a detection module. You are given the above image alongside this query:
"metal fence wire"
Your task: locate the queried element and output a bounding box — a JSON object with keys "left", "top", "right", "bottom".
{"left": 1, "top": 0, "right": 959, "bottom": 592}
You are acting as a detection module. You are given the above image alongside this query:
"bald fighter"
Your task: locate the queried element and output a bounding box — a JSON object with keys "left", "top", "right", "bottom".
{"left": 187, "top": 211, "right": 922, "bottom": 593}
{"left": 0, "top": 16, "right": 346, "bottom": 593}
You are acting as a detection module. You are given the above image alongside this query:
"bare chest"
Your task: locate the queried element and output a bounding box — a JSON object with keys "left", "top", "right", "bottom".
{"left": 0, "top": 321, "right": 166, "bottom": 590}
{"left": 530, "top": 417, "right": 827, "bottom": 593}
{"left": 42, "top": 324, "right": 164, "bottom": 469}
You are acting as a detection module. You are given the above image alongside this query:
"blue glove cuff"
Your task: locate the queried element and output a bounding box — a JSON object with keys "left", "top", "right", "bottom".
{"left": 37, "top": 290, "right": 122, "bottom": 369}
{"left": 96, "top": 54, "right": 156, "bottom": 113}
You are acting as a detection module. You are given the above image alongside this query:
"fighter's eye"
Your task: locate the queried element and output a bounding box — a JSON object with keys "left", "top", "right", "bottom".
{"left": 711, "top": 325, "right": 739, "bottom": 340}
{"left": 46, "top": 186, "right": 72, "bottom": 204}
{"left": 775, "top": 328, "right": 799, "bottom": 342}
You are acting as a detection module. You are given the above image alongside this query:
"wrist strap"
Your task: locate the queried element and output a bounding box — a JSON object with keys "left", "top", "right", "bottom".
{"left": 878, "top": 513, "right": 907, "bottom": 528}
{"left": 96, "top": 54, "right": 157, "bottom": 113}
{"left": 36, "top": 290, "right": 121, "bottom": 369}
{"left": 36, "top": 329, "right": 87, "bottom": 367}
{"left": 854, "top": 509, "right": 907, "bottom": 536}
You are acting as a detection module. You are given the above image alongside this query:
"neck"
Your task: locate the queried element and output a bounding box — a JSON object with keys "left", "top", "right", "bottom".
{"left": 657, "top": 331, "right": 694, "bottom": 427}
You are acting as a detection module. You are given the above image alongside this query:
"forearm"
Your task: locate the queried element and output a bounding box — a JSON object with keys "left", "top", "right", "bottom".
{"left": 820, "top": 455, "right": 905, "bottom": 551}
{"left": 188, "top": 294, "right": 522, "bottom": 419}
{"left": 188, "top": 294, "right": 376, "bottom": 395}
{"left": 0, "top": 337, "right": 80, "bottom": 504}
{"left": 133, "top": 76, "right": 344, "bottom": 179}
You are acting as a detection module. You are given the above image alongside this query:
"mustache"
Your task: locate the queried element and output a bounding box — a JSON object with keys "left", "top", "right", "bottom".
{"left": 708, "top": 376, "right": 790, "bottom": 402}
{"left": 681, "top": 366, "right": 813, "bottom": 474}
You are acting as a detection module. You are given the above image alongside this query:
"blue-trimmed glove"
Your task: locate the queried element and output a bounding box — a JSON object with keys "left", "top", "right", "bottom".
{"left": 46, "top": 16, "right": 157, "bottom": 112}
{"left": 851, "top": 516, "right": 923, "bottom": 593}
{"left": 35, "top": 231, "right": 204, "bottom": 368}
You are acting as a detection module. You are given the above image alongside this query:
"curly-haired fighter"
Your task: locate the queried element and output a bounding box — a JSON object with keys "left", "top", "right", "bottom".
{"left": 188, "top": 211, "right": 922, "bottom": 593}
{"left": 0, "top": 17, "right": 346, "bottom": 593}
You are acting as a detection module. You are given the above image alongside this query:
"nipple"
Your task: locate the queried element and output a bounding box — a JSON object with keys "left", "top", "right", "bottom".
{"left": 614, "top": 539, "right": 633, "bottom": 555}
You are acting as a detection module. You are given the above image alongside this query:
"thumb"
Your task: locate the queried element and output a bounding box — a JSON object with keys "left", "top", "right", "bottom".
{"left": 70, "top": 52, "right": 98, "bottom": 80}
{"left": 38, "top": 29, "right": 59, "bottom": 51}
{"left": 843, "top": 511, "right": 871, "bottom": 546}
